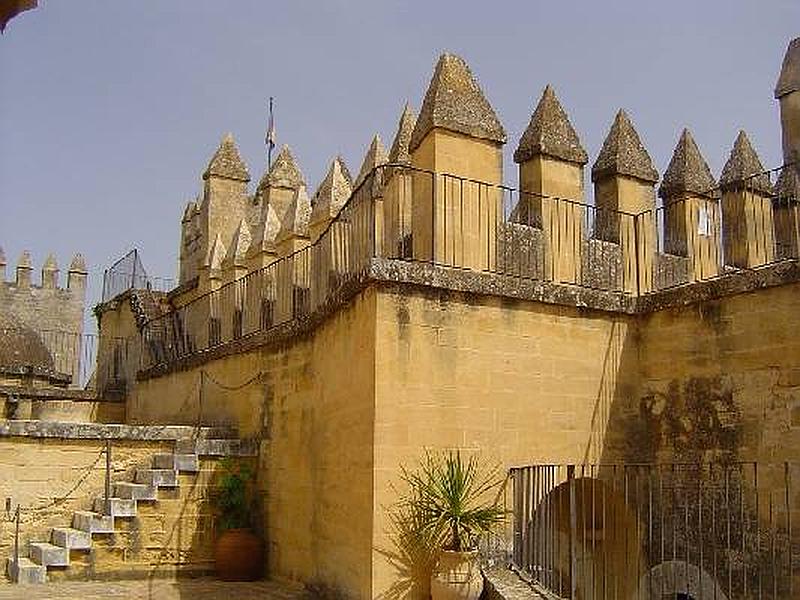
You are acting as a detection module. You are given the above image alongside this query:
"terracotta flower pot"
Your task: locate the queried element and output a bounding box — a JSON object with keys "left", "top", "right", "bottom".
{"left": 214, "top": 527, "right": 263, "bottom": 581}
{"left": 430, "top": 549, "right": 483, "bottom": 600}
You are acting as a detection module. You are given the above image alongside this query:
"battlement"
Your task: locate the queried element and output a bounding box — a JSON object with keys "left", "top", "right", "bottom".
{"left": 150, "top": 39, "right": 800, "bottom": 369}
{"left": 0, "top": 248, "right": 87, "bottom": 292}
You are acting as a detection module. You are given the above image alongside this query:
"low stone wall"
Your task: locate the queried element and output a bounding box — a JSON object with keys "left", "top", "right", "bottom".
{"left": 0, "top": 423, "right": 244, "bottom": 582}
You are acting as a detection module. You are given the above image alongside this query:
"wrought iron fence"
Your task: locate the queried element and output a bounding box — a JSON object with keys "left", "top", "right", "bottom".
{"left": 510, "top": 463, "right": 797, "bottom": 599}
{"left": 101, "top": 249, "right": 174, "bottom": 303}
{"left": 0, "top": 327, "right": 134, "bottom": 392}
{"left": 644, "top": 164, "right": 800, "bottom": 293}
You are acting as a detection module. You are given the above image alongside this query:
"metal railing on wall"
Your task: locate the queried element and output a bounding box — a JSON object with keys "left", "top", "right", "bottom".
{"left": 0, "top": 327, "right": 134, "bottom": 393}
{"left": 509, "top": 462, "right": 796, "bottom": 600}
{"left": 101, "top": 249, "right": 174, "bottom": 303}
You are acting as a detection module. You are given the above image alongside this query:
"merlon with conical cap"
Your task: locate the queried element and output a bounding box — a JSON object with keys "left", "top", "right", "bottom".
{"left": 354, "top": 134, "right": 388, "bottom": 192}
{"left": 388, "top": 103, "right": 417, "bottom": 166}
{"left": 203, "top": 133, "right": 250, "bottom": 182}
{"left": 257, "top": 145, "right": 305, "bottom": 192}
{"left": 592, "top": 110, "right": 658, "bottom": 183}
{"left": 279, "top": 185, "right": 313, "bottom": 241}
{"left": 409, "top": 52, "right": 506, "bottom": 152}
{"left": 223, "top": 219, "right": 252, "bottom": 267}
{"left": 719, "top": 131, "right": 771, "bottom": 194}
{"left": 311, "top": 156, "right": 353, "bottom": 223}
{"left": 514, "top": 85, "right": 587, "bottom": 165}
{"left": 659, "top": 129, "right": 716, "bottom": 199}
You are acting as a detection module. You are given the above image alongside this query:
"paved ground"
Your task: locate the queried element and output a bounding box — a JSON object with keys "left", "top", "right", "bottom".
{"left": 0, "top": 578, "right": 311, "bottom": 599}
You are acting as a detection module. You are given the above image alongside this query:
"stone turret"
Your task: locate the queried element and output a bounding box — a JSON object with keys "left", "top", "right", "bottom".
{"left": 0, "top": 246, "right": 6, "bottom": 282}
{"left": 776, "top": 37, "right": 800, "bottom": 170}
{"left": 659, "top": 129, "right": 719, "bottom": 281}
{"left": 384, "top": 103, "right": 417, "bottom": 258}
{"left": 256, "top": 145, "right": 306, "bottom": 224}
{"left": 309, "top": 156, "right": 353, "bottom": 243}
{"left": 67, "top": 254, "right": 87, "bottom": 292}
{"left": 354, "top": 134, "right": 388, "bottom": 194}
{"left": 410, "top": 53, "right": 505, "bottom": 270}
{"left": 719, "top": 131, "right": 774, "bottom": 268}
{"left": 514, "top": 85, "right": 587, "bottom": 284}
{"left": 41, "top": 253, "right": 59, "bottom": 289}
{"left": 193, "top": 133, "right": 250, "bottom": 286}
{"left": 592, "top": 109, "right": 659, "bottom": 293}
{"left": 16, "top": 251, "right": 32, "bottom": 288}
{"left": 354, "top": 134, "right": 389, "bottom": 256}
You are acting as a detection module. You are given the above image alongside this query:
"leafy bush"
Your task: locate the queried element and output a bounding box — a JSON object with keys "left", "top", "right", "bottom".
{"left": 213, "top": 458, "right": 254, "bottom": 531}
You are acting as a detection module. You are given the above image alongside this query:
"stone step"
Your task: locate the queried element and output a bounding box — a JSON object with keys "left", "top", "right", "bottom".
{"left": 176, "top": 438, "right": 257, "bottom": 456}
{"left": 6, "top": 556, "right": 46, "bottom": 584}
{"left": 72, "top": 510, "right": 114, "bottom": 534}
{"left": 114, "top": 482, "right": 157, "bottom": 501}
{"left": 136, "top": 468, "right": 178, "bottom": 487}
{"left": 153, "top": 453, "right": 199, "bottom": 472}
{"left": 93, "top": 496, "right": 137, "bottom": 517}
{"left": 29, "top": 542, "right": 69, "bottom": 567}
{"left": 51, "top": 527, "right": 92, "bottom": 550}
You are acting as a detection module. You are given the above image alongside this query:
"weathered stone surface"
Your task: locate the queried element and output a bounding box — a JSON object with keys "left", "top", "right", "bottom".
{"left": 592, "top": 109, "right": 658, "bottom": 183}
{"left": 204, "top": 233, "right": 226, "bottom": 271}
{"left": 277, "top": 185, "right": 312, "bottom": 240}
{"left": 0, "top": 312, "right": 54, "bottom": 371}
{"left": 387, "top": 102, "right": 416, "bottom": 166}
{"left": 410, "top": 53, "right": 506, "bottom": 152}
{"left": 248, "top": 202, "right": 281, "bottom": 255}
{"left": 659, "top": 129, "right": 716, "bottom": 198}
{"left": 353, "top": 134, "right": 388, "bottom": 193}
{"left": 582, "top": 238, "right": 623, "bottom": 291}
{"left": 222, "top": 218, "right": 252, "bottom": 267}
{"left": 202, "top": 133, "right": 250, "bottom": 182}
{"left": 775, "top": 37, "right": 800, "bottom": 98}
{"left": 514, "top": 85, "right": 587, "bottom": 165}
{"left": 775, "top": 165, "right": 798, "bottom": 198}
{"left": 257, "top": 144, "right": 305, "bottom": 191}
{"left": 719, "top": 130, "right": 771, "bottom": 194}
{"left": 0, "top": 420, "right": 236, "bottom": 441}
{"left": 310, "top": 156, "right": 353, "bottom": 223}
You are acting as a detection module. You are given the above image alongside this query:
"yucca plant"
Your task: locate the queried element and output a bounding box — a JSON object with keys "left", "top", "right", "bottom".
{"left": 400, "top": 450, "right": 507, "bottom": 552}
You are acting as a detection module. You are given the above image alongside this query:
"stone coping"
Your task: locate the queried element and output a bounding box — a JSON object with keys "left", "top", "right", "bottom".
{"left": 0, "top": 385, "right": 100, "bottom": 402}
{"left": 138, "top": 257, "right": 800, "bottom": 380}
{"left": 0, "top": 420, "right": 236, "bottom": 442}
{"left": 483, "top": 565, "right": 562, "bottom": 600}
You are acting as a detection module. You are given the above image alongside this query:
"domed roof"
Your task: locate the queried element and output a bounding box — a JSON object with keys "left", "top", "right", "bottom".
{"left": 0, "top": 313, "right": 54, "bottom": 371}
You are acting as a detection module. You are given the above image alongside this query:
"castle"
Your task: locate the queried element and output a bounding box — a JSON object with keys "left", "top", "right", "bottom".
{"left": 1, "top": 36, "right": 799, "bottom": 599}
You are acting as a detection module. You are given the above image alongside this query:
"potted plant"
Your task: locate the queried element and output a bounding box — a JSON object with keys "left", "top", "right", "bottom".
{"left": 399, "top": 450, "right": 507, "bottom": 600}
{"left": 211, "top": 458, "right": 263, "bottom": 581}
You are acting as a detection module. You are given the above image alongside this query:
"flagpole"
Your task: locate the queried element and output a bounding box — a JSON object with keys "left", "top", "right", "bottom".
{"left": 267, "top": 96, "right": 275, "bottom": 169}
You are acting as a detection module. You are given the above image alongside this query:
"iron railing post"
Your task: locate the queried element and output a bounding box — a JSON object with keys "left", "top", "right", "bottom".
{"left": 104, "top": 440, "right": 111, "bottom": 515}
{"left": 13, "top": 504, "right": 20, "bottom": 576}
{"left": 567, "top": 464, "right": 576, "bottom": 600}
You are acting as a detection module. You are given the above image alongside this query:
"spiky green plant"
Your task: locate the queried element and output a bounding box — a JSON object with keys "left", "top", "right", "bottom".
{"left": 213, "top": 458, "right": 254, "bottom": 531}
{"left": 399, "top": 450, "right": 507, "bottom": 552}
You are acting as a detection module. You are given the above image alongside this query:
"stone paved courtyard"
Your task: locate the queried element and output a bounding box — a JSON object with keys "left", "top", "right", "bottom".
{"left": 0, "top": 578, "right": 311, "bottom": 599}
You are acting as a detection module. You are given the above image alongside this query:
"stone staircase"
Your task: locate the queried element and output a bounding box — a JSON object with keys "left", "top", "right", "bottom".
{"left": 5, "top": 437, "right": 256, "bottom": 584}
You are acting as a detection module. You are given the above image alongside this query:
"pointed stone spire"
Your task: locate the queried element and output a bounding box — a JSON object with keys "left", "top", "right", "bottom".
{"left": 592, "top": 110, "right": 658, "bottom": 183}
{"left": 776, "top": 37, "right": 800, "bottom": 99}
{"left": 354, "top": 134, "right": 388, "bottom": 191}
{"left": 41, "top": 253, "right": 58, "bottom": 288}
{"left": 223, "top": 219, "right": 252, "bottom": 268}
{"left": 410, "top": 53, "right": 506, "bottom": 152}
{"left": 311, "top": 156, "right": 353, "bottom": 223}
{"left": 182, "top": 201, "right": 196, "bottom": 223}
{"left": 67, "top": 253, "right": 87, "bottom": 291}
{"left": 279, "top": 185, "right": 313, "bottom": 240}
{"left": 68, "top": 253, "right": 87, "bottom": 273}
{"left": 659, "top": 129, "right": 716, "bottom": 199}
{"left": 203, "top": 133, "right": 250, "bottom": 182}
{"left": 257, "top": 145, "right": 305, "bottom": 192}
{"left": 514, "top": 85, "right": 587, "bottom": 165}
{"left": 16, "top": 251, "right": 32, "bottom": 287}
{"left": 249, "top": 203, "right": 282, "bottom": 256}
{"left": 388, "top": 102, "right": 417, "bottom": 165}
{"left": 205, "top": 233, "right": 227, "bottom": 271}
{"left": 719, "top": 131, "right": 771, "bottom": 194}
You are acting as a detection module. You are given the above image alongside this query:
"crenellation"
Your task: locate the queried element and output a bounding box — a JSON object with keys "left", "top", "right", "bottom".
{"left": 309, "top": 156, "right": 353, "bottom": 243}
{"left": 41, "top": 253, "right": 58, "bottom": 289}
{"left": 0, "top": 246, "right": 6, "bottom": 282}
{"left": 16, "top": 250, "right": 33, "bottom": 288}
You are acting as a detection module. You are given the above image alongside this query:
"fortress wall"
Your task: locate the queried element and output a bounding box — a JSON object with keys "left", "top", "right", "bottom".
{"left": 130, "top": 288, "right": 378, "bottom": 598}
{"left": 631, "top": 282, "right": 800, "bottom": 466}
{"left": 371, "top": 284, "right": 639, "bottom": 598}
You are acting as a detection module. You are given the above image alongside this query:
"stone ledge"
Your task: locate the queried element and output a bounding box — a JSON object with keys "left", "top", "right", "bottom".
{"left": 0, "top": 420, "right": 236, "bottom": 442}
{"left": 0, "top": 385, "right": 100, "bottom": 402}
{"left": 483, "top": 565, "right": 562, "bottom": 600}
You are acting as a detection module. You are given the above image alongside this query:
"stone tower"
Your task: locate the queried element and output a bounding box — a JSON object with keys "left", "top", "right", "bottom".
{"left": 410, "top": 52, "right": 506, "bottom": 270}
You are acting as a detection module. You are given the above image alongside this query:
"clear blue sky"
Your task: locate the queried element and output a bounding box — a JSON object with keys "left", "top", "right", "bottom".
{"left": 1, "top": 1, "right": 798, "bottom": 324}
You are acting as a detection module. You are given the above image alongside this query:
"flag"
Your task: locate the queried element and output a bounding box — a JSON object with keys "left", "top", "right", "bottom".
{"left": 265, "top": 97, "right": 275, "bottom": 151}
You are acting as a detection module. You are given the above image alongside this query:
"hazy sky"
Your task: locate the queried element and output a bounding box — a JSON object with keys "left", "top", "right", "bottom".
{"left": 1, "top": 1, "right": 798, "bottom": 325}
